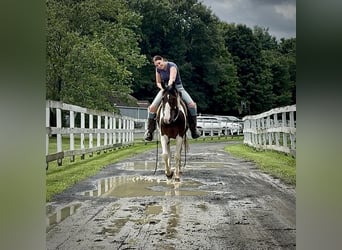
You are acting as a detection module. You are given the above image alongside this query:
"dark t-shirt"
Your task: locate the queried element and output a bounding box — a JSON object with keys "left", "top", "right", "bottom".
{"left": 156, "top": 62, "right": 182, "bottom": 86}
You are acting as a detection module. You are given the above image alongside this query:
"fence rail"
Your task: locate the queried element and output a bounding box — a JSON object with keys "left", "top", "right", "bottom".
{"left": 242, "top": 104, "right": 296, "bottom": 156}
{"left": 46, "top": 100, "right": 135, "bottom": 168}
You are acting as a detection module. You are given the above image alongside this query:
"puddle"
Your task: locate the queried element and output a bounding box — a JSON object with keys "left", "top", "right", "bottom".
{"left": 118, "top": 161, "right": 226, "bottom": 170}
{"left": 79, "top": 175, "right": 208, "bottom": 198}
{"left": 188, "top": 162, "right": 225, "bottom": 168}
{"left": 46, "top": 203, "right": 81, "bottom": 231}
{"left": 99, "top": 217, "right": 131, "bottom": 235}
{"left": 146, "top": 205, "right": 163, "bottom": 216}
{"left": 144, "top": 203, "right": 180, "bottom": 239}
{"left": 166, "top": 204, "right": 179, "bottom": 238}
{"left": 118, "top": 161, "right": 158, "bottom": 170}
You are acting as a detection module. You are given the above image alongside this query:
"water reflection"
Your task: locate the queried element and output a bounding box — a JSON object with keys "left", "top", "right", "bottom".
{"left": 79, "top": 175, "right": 207, "bottom": 198}
{"left": 119, "top": 161, "right": 158, "bottom": 171}
{"left": 46, "top": 203, "right": 81, "bottom": 230}
{"left": 166, "top": 203, "right": 180, "bottom": 238}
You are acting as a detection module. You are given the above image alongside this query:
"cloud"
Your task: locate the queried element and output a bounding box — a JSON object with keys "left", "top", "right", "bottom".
{"left": 274, "top": 3, "right": 296, "bottom": 20}
{"left": 200, "top": 0, "right": 296, "bottom": 39}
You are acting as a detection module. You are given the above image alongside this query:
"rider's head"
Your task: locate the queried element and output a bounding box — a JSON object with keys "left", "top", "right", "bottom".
{"left": 153, "top": 55, "right": 167, "bottom": 70}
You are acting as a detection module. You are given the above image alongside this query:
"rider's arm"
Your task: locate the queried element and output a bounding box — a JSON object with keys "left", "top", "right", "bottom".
{"left": 168, "top": 66, "right": 177, "bottom": 86}
{"left": 156, "top": 71, "right": 163, "bottom": 90}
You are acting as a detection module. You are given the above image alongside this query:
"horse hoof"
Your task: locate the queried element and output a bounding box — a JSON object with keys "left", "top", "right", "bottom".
{"left": 166, "top": 171, "right": 174, "bottom": 179}
{"left": 175, "top": 178, "right": 180, "bottom": 182}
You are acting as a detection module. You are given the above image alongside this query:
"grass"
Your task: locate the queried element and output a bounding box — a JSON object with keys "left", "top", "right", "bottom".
{"left": 224, "top": 144, "right": 296, "bottom": 186}
{"left": 46, "top": 136, "right": 243, "bottom": 202}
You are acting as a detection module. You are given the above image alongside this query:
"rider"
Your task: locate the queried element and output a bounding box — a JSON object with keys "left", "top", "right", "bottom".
{"left": 144, "top": 55, "right": 201, "bottom": 141}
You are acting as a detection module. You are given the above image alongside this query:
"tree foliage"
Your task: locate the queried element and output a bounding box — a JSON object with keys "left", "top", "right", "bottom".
{"left": 222, "top": 23, "right": 296, "bottom": 115}
{"left": 46, "top": 0, "right": 147, "bottom": 111}
{"left": 47, "top": 0, "right": 296, "bottom": 116}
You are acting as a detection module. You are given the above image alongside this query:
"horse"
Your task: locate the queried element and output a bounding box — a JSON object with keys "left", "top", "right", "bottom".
{"left": 156, "top": 83, "right": 188, "bottom": 182}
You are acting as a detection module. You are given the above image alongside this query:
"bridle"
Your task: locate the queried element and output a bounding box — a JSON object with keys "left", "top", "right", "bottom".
{"left": 161, "top": 89, "right": 181, "bottom": 124}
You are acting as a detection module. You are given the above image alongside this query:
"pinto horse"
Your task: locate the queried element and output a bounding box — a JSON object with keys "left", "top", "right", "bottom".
{"left": 156, "top": 83, "right": 188, "bottom": 182}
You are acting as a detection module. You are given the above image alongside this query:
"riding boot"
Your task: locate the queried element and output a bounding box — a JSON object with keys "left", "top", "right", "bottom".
{"left": 144, "top": 118, "right": 156, "bottom": 141}
{"left": 188, "top": 115, "right": 201, "bottom": 139}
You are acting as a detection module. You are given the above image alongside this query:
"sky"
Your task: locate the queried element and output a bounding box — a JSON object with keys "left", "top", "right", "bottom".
{"left": 200, "top": 0, "right": 296, "bottom": 40}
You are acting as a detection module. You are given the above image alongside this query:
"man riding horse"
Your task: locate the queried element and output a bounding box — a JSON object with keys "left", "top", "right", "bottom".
{"left": 144, "top": 55, "right": 201, "bottom": 141}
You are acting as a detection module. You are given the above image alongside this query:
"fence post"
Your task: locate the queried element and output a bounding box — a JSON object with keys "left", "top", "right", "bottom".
{"left": 89, "top": 114, "right": 93, "bottom": 157}
{"left": 70, "top": 110, "right": 75, "bottom": 162}
{"left": 113, "top": 117, "right": 117, "bottom": 144}
{"left": 104, "top": 115, "right": 108, "bottom": 152}
{"left": 118, "top": 118, "right": 122, "bottom": 144}
{"left": 56, "top": 108, "right": 62, "bottom": 166}
{"left": 97, "top": 115, "right": 101, "bottom": 154}
{"left": 80, "top": 112, "right": 85, "bottom": 159}
{"left": 46, "top": 105, "right": 50, "bottom": 169}
{"left": 281, "top": 112, "right": 287, "bottom": 148}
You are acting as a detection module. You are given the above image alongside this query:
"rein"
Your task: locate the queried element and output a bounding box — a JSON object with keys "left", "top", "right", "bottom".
{"left": 153, "top": 135, "right": 158, "bottom": 175}
{"left": 172, "top": 109, "right": 180, "bottom": 123}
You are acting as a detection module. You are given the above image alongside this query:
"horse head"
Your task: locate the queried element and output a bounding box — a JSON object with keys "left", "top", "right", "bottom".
{"left": 161, "top": 83, "right": 180, "bottom": 125}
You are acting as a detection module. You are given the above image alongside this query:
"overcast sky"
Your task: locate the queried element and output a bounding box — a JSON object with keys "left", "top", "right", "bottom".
{"left": 200, "top": 0, "right": 296, "bottom": 40}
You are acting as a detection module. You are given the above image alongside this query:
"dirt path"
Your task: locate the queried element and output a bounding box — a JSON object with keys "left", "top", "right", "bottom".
{"left": 46, "top": 141, "right": 296, "bottom": 249}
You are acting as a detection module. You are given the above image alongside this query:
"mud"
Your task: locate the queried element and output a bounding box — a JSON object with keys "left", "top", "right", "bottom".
{"left": 46, "top": 142, "right": 296, "bottom": 249}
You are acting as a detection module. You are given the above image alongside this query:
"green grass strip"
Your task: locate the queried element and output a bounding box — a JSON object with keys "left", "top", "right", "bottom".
{"left": 225, "top": 144, "right": 296, "bottom": 186}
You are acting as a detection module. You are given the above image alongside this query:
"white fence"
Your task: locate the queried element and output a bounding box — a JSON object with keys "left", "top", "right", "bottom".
{"left": 242, "top": 105, "right": 296, "bottom": 156}
{"left": 46, "top": 100, "right": 135, "bottom": 168}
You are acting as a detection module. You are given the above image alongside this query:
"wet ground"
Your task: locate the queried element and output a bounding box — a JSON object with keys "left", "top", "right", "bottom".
{"left": 46, "top": 141, "right": 296, "bottom": 249}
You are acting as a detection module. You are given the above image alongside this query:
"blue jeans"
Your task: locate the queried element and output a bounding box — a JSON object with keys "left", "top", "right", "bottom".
{"left": 148, "top": 85, "right": 197, "bottom": 118}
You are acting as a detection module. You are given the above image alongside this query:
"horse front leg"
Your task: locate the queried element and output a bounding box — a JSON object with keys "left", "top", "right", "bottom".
{"left": 161, "top": 136, "right": 172, "bottom": 178}
{"left": 174, "top": 136, "right": 184, "bottom": 182}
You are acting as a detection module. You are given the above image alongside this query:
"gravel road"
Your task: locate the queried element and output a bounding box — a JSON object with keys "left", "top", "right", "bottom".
{"left": 46, "top": 141, "right": 296, "bottom": 249}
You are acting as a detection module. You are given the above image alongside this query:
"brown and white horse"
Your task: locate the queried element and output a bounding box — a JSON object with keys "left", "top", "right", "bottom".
{"left": 156, "top": 84, "right": 188, "bottom": 181}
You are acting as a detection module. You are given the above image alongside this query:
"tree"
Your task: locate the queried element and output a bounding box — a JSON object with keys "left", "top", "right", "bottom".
{"left": 46, "top": 0, "right": 147, "bottom": 111}
{"left": 222, "top": 23, "right": 296, "bottom": 115}
{"left": 279, "top": 38, "right": 296, "bottom": 104}
{"left": 223, "top": 24, "right": 265, "bottom": 115}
